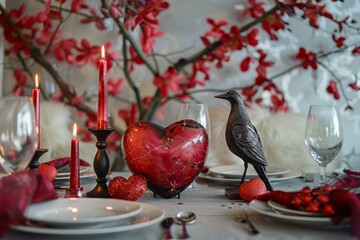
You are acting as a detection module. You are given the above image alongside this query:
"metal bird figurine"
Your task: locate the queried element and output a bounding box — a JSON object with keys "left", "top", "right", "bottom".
{"left": 215, "top": 90, "right": 273, "bottom": 191}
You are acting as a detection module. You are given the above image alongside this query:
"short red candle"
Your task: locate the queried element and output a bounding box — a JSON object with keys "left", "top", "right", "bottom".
{"left": 32, "top": 74, "right": 40, "bottom": 149}
{"left": 70, "top": 123, "right": 80, "bottom": 188}
{"left": 97, "top": 45, "right": 109, "bottom": 129}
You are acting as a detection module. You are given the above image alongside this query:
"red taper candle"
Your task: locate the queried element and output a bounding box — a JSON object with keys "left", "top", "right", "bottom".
{"left": 97, "top": 45, "right": 109, "bottom": 129}
{"left": 32, "top": 74, "right": 40, "bottom": 149}
{"left": 70, "top": 123, "right": 80, "bottom": 189}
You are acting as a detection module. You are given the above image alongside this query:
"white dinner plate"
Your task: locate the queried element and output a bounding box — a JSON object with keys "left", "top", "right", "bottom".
{"left": 12, "top": 203, "right": 164, "bottom": 235}
{"left": 198, "top": 169, "right": 302, "bottom": 185}
{"left": 250, "top": 199, "right": 350, "bottom": 228}
{"left": 209, "top": 165, "right": 289, "bottom": 179}
{"left": 268, "top": 200, "right": 326, "bottom": 217}
{"left": 24, "top": 198, "right": 143, "bottom": 228}
{"left": 56, "top": 165, "right": 90, "bottom": 177}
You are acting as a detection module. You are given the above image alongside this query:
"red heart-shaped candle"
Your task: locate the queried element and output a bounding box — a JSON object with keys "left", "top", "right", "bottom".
{"left": 122, "top": 120, "right": 209, "bottom": 198}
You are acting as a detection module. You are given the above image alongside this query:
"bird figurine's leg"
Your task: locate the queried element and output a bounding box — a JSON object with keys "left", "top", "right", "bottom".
{"left": 241, "top": 162, "right": 248, "bottom": 184}
{"left": 253, "top": 165, "right": 273, "bottom": 191}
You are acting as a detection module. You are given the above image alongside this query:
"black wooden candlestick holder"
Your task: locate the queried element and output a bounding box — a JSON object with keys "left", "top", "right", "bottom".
{"left": 29, "top": 149, "right": 48, "bottom": 170}
{"left": 86, "top": 128, "right": 115, "bottom": 198}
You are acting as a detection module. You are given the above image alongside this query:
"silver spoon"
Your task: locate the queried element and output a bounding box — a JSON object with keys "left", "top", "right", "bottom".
{"left": 175, "top": 210, "right": 196, "bottom": 239}
{"left": 161, "top": 217, "right": 174, "bottom": 240}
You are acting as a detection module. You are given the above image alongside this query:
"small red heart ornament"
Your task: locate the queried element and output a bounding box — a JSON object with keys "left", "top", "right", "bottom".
{"left": 238, "top": 178, "right": 267, "bottom": 202}
{"left": 108, "top": 174, "right": 147, "bottom": 201}
{"left": 122, "top": 120, "right": 209, "bottom": 198}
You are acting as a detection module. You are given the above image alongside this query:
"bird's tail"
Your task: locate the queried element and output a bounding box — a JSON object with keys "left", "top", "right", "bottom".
{"left": 253, "top": 165, "right": 273, "bottom": 191}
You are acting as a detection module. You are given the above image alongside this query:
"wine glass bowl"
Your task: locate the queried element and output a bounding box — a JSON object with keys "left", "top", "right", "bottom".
{"left": 177, "top": 103, "right": 210, "bottom": 189}
{"left": 304, "top": 105, "right": 343, "bottom": 186}
{"left": 178, "top": 103, "right": 211, "bottom": 140}
{"left": 0, "top": 97, "right": 38, "bottom": 174}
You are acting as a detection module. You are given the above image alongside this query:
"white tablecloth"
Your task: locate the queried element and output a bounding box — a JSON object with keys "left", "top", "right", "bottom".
{"left": 3, "top": 172, "right": 352, "bottom": 240}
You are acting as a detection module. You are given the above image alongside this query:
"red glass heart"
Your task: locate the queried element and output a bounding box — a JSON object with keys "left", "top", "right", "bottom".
{"left": 122, "top": 120, "right": 209, "bottom": 198}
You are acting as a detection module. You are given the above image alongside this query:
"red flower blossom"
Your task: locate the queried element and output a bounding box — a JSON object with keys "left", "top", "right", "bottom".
{"left": 204, "top": 18, "right": 228, "bottom": 39}
{"left": 326, "top": 80, "right": 340, "bottom": 100}
{"left": 245, "top": 28, "right": 259, "bottom": 46}
{"left": 242, "top": 86, "right": 258, "bottom": 102}
{"left": 261, "top": 13, "right": 285, "bottom": 40}
{"left": 125, "top": 0, "right": 169, "bottom": 30}
{"left": 348, "top": 82, "right": 360, "bottom": 91}
{"left": 118, "top": 104, "right": 138, "bottom": 127}
{"left": 71, "top": 0, "right": 86, "bottom": 13}
{"left": 108, "top": 77, "right": 124, "bottom": 96}
{"left": 295, "top": 47, "right": 317, "bottom": 70}
{"left": 53, "top": 39, "right": 77, "bottom": 64}
{"left": 332, "top": 35, "right": 346, "bottom": 48}
{"left": 50, "top": 90, "right": 64, "bottom": 102}
{"left": 352, "top": 46, "right": 360, "bottom": 55}
{"left": 140, "top": 25, "right": 164, "bottom": 54}
{"left": 242, "top": 0, "right": 266, "bottom": 18}
{"left": 75, "top": 39, "right": 99, "bottom": 67}
{"left": 255, "top": 50, "right": 274, "bottom": 84}
{"left": 70, "top": 95, "right": 85, "bottom": 105}
{"left": 153, "top": 67, "right": 184, "bottom": 97}
{"left": 84, "top": 112, "right": 97, "bottom": 129}
{"left": 240, "top": 56, "right": 253, "bottom": 72}
{"left": 185, "top": 58, "right": 211, "bottom": 90}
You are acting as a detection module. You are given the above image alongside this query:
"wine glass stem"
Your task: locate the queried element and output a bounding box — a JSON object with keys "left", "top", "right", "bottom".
{"left": 319, "top": 166, "right": 327, "bottom": 186}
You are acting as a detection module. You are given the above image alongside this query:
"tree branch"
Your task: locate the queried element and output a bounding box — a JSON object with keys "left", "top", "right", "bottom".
{"left": 0, "top": 4, "right": 95, "bottom": 114}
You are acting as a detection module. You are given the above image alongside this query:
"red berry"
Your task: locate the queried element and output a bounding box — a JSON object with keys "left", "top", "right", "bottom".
{"left": 291, "top": 196, "right": 302, "bottom": 207}
{"left": 323, "top": 204, "right": 335, "bottom": 215}
{"left": 317, "top": 194, "right": 329, "bottom": 203}
{"left": 307, "top": 202, "right": 319, "bottom": 212}
{"left": 38, "top": 164, "right": 58, "bottom": 181}
{"left": 302, "top": 194, "right": 313, "bottom": 204}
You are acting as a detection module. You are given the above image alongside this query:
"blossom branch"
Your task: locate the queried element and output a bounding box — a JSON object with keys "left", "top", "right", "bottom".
{"left": 0, "top": 3, "right": 94, "bottom": 114}
{"left": 121, "top": 32, "right": 144, "bottom": 119}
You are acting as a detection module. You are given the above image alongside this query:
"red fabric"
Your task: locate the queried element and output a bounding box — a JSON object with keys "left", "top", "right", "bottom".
{"left": 0, "top": 170, "right": 58, "bottom": 236}
{"left": 44, "top": 157, "right": 90, "bottom": 168}
{"left": 255, "top": 179, "right": 360, "bottom": 239}
{"left": 329, "top": 190, "right": 360, "bottom": 238}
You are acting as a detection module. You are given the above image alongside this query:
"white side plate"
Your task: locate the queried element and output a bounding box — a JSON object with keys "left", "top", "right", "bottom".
{"left": 209, "top": 165, "right": 289, "bottom": 179}
{"left": 268, "top": 200, "right": 326, "bottom": 217}
{"left": 12, "top": 203, "right": 164, "bottom": 235}
{"left": 250, "top": 199, "right": 350, "bottom": 228}
{"left": 24, "top": 198, "right": 143, "bottom": 228}
{"left": 198, "top": 169, "right": 302, "bottom": 185}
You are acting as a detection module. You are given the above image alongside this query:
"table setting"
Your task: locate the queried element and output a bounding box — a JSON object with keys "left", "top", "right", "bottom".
{"left": 0, "top": 25, "right": 358, "bottom": 239}
{"left": 0, "top": 89, "right": 359, "bottom": 239}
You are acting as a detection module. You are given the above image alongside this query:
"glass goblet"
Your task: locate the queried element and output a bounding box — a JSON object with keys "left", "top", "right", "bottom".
{"left": 178, "top": 103, "right": 211, "bottom": 140}
{"left": 304, "top": 105, "right": 343, "bottom": 186}
{"left": 178, "top": 103, "right": 211, "bottom": 189}
{"left": 0, "top": 97, "right": 38, "bottom": 174}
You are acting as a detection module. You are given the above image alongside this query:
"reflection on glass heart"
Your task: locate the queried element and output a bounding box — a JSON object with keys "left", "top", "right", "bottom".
{"left": 122, "top": 120, "right": 209, "bottom": 198}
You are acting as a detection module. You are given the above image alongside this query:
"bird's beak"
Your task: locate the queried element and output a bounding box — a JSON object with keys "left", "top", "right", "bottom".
{"left": 214, "top": 93, "right": 227, "bottom": 99}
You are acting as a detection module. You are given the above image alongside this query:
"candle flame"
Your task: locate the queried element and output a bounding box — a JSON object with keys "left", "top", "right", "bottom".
{"left": 35, "top": 74, "right": 39, "bottom": 88}
{"left": 101, "top": 45, "right": 105, "bottom": 59}
{"left": 73, "top": 123, "right": 77, "bottom": 137}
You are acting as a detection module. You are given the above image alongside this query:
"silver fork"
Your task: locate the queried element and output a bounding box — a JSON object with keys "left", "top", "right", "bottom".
{"left": 302, "top": 173, "right": 315, "bottom": 182}
{"left": 237, "top": 207, "right": 260, "bottom": 234}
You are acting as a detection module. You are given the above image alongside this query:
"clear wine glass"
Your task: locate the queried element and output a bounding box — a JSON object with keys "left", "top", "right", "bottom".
{"left": 178, "top": 103, "right": 211, "bottom": 189}
{"left": 0, "top": 97, "right": 38, "bottom": 174}
{"left": 304, "top": 105, "right": 343, "bottom": 186}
